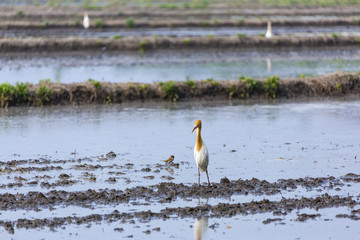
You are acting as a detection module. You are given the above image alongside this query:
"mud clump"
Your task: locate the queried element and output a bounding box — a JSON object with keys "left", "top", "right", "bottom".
{"left": 106, "top": 151, "right": 116, "bottom": 158}
{"left": 296, "top": 213, "right": 321, "bottom": 222}
{"left": 263, "top": 218, "right": 283, "bottom": 224}
{"left": 0, "top": 174, "right": 356, "bottom": 211}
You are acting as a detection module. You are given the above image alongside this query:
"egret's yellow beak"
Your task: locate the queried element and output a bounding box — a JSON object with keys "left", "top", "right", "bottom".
{"left": 192, "top": 125, "right": 198, "bottom": 133}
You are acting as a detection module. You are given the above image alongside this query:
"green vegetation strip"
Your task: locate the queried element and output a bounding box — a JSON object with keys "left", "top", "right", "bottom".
{"left": 0, "top": 72, "right": 359, "bottom": 107}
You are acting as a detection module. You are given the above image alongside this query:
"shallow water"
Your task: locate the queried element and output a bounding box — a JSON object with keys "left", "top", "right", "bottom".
{"left": 0, "top": 99, "right": 360, "bottom": 239}
{"left": 1, "top": 25, "right": 359, "bottom": 38}
{"left": 1, "top": 47, "right": 360, "bottom": 84}
{"left": 0, "top": 99, "right": 359, "bottom": 182}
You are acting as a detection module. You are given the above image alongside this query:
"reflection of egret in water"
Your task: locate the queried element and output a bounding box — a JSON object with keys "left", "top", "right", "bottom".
{"left": 267, "top": 58, "right": 272, "bottom": 73}
{"left": 194, "top": 217, "right": 208, "bottom": 240}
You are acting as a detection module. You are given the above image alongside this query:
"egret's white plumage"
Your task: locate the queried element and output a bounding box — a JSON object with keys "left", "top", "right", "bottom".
{"left": 265, "top": 20, "right": 272, "bottom": 38}
{"left": 192, "top": 120, "right": 210, "bottom": 186}
{"left": 83, "top": 11, "right": 90, "bottom": 29}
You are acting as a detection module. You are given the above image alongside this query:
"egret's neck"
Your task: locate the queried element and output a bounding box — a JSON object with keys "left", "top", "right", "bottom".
{"left": 195, "top": 128, "right": 203, "bottom": 152}
{"left": 267, "top": 22, "right": 271, "bottom": 32}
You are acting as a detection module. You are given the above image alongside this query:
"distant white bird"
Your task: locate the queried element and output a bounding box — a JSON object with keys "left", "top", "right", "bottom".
{"left": 83, "top": 11, "right": 90, "bottom": 29}
{"left": 265, "top": 20, "right": 272, "bottom": 38}
{"left": 192, "top": 120, "right": 210, "bottom": 186}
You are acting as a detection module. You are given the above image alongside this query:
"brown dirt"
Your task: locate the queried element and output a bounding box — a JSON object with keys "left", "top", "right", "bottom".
{"left": 0, "top": 183, "right": 358, "bottom": 233}
{"left": 0, "top": 18, "right": 359, "bottom": 29}
{"left": 0, "top": 154, "right": 359, "bottom": 234}
{"left": 0, "top": 35, "right": 359, "bottom": 53}
{"left": 0, "top": 174, "right": 357, "bottom": 211}
{"left": 1, "top": 6, "right": 360, "bottom": 20}
{"left": 3, "top": 72, "right": 360, "bottom": 108}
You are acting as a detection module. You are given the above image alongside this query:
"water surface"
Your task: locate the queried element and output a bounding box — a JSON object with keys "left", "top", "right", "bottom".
{"left": 1, "top": 47, "right": 360, "bottom": 84}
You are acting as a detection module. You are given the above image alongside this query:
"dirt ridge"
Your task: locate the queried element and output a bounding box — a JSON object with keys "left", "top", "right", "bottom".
{"left": 1, "top": 72, "right": 359, "bottom": 107}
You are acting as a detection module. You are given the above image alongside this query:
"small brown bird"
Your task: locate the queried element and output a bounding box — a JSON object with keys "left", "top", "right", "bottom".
{"left": 163, "top": 155, "right": 175, "bottom": 164}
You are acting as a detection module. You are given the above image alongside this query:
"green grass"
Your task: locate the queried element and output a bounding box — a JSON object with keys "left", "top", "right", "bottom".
{"left": 88, "top": 78, "right": 102, "bottom": 89}
{"left": 0, "top": 82, "right": 30, "bottom": 107}
{"left": 138, "top": 41, "right": 147, "bottom": 55}
{"left": 201, "top": 22, "right": 210, "bottom": 28}
{"left": 238, "top": 75, "right": 258, "bottom": 97}
{"left": 183, "top": 38, "right": 190, "bottom": 44}
{"left": 258, "top": 33, "right": 266, "bottom": 37}
{"left": 158, "top": 3, "right": 178, "bottom": 9}
{"left": 16, "top": 10, "right": 24, "bottom": 16}
{"left": 37, "top": 84, "right": 52, "bottom": 105}
{"left": 95, "top": 19, "right": 103, "bottom": 29}
{"left": 139, "top": 84, "right": 148, "bottom": 94}
{"left": 206, "top": 34, "right": 214, "bottom": 38}
{"left": 159, "top": 81, "right": 179, "bottom": 102}
{"left": 336, "top": 82, "right": 342, "bottom": 92}
{"left": 238, "top": 18, "right": 245, "bottom": 24}
{"left": 73, "top": 20, "right": 80, "bottom": 26}
{"left": 106, "top": 95, "right": 111, "bottom": 104}
{"left": 203, "top": 78, "right": 219, "bottom": 86}
{"left": 15, "top": 82, "right": 30, "bottom": 103}
{"left": 331, "top": 33, "right": 339, "bottom": 39}
{"left": 182, "top": 2, "right": 190, "bottom": 8}
{"left": 96, "top": 40, "right": 103, "bottom": 46}
{"left": 0, "top": 82, "right": 16, "bottom": 107}
{"left": 125, "top": 17, "right": 135, "bottom": 28}
{"left": 237, "top": 33, "right": 245, "bottom": 38}
{"left": 264, "top": 75, "right": 280, "bottom": 98}
{"left": 191, "top": 0, "right": 209, "bottom": 8}
{"left": 226, "top": 84, "right": 238, "bottom": 98}
{"left": 44, "top": 21, "right": 51, "bottom": 27}
{"left": 39, "top": 78, "right": 52, "bottom": 84}
{"left": 113, "top": 35, "right": 121, "bottom": 39}
{"left": 185, "top": 76, "right": 196, "bottom": 89}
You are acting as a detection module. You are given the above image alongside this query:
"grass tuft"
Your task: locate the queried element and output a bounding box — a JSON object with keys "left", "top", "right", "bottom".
{"left": 159, "top": 81, "right": 179, "bottom": 102}
{"left": 126, "top": 17, "right": 135, "bottom": 28}
{"left": 264, "top": 75, "right": 280, "bottom": 98}
{"left": 185, "top": 76, "right": 196, "bottom": 89}
{"left": 88, "top": 78, "right": 101, "bottom": 89}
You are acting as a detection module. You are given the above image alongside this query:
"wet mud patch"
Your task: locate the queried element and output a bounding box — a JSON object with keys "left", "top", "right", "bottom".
{"left": 0, "top": 193, "right": 358, "bottom": 234}
{"left": 0, "top": 174, "right": 358, "bottom": 211}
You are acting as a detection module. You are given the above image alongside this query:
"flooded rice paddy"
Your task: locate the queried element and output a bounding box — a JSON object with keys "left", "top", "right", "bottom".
{"left": 2, "top": 25, "right": 359, "bottom": 38}
{"left": 0, "top": 99, "right": 359, "bottom": 239}
{"left": 1, "top": 47, "right": 360, "bottom": 84}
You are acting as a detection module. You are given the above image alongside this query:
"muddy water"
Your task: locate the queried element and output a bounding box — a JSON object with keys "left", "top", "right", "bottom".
{"left": 1, "top": 47, "right": 360, "bottom": 84}
{"left": 0, "top": 99, "right": 360, "bottom": 238}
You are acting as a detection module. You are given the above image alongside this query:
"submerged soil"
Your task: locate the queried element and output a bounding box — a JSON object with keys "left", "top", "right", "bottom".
{"left": 3, "top": 72, "right": 360, "bottom": 107}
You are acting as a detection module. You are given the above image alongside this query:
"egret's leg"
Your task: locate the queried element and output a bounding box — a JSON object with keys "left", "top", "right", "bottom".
{"left": 205, "top": 169, "right": 210, "bottom": 186}
{"left": 198, "top": 168, "right": 200, "bottom": 186}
